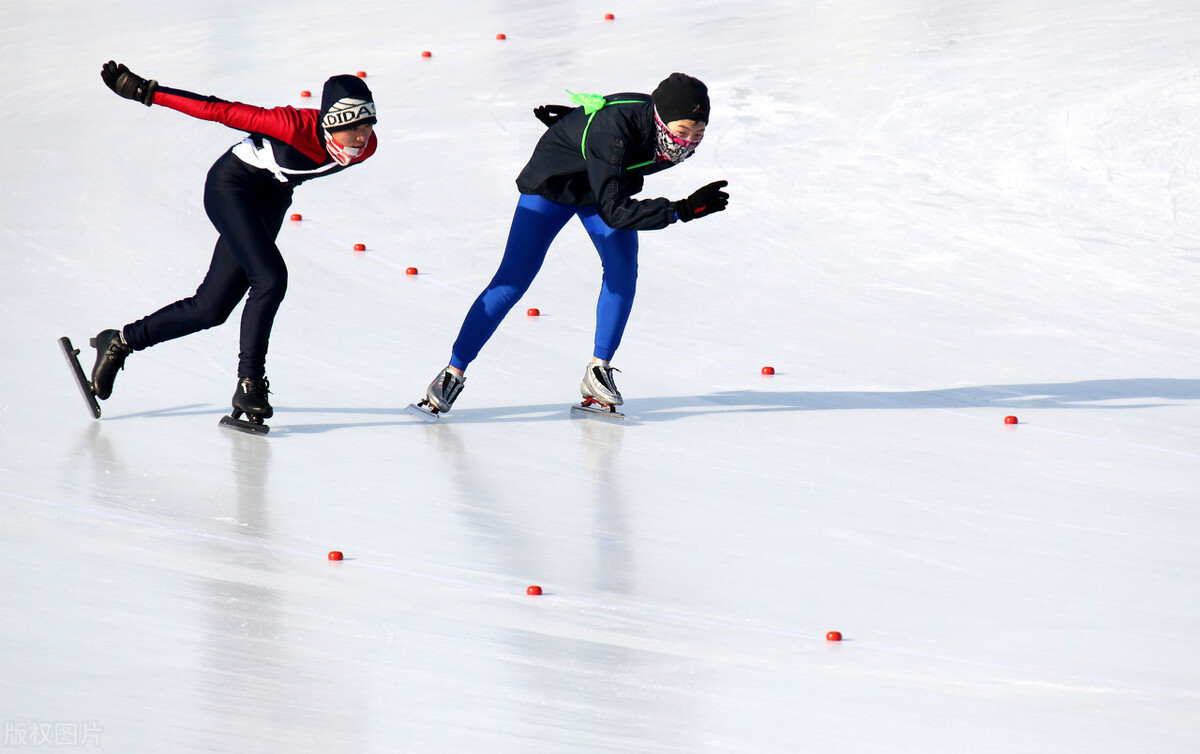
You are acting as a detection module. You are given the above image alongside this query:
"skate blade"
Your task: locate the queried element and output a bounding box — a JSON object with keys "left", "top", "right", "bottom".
{"left": 59, "top": 336, "right": 101, "bottom": 419}
{"left": 219, "top": 412, "right": 270, "bottom": 435}
{"left": 405, "top": 402, "right": 441, "bottom": 423}
{"left": 570, "top": 401, "right": 625, "bottom": 421}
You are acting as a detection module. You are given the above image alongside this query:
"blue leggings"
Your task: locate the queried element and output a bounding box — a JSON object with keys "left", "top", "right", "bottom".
{"left": 122, "top": 152, "right": 290, "bottom": 379}
{"left": 450, "top": 193, "right": 638, "bottom": 371}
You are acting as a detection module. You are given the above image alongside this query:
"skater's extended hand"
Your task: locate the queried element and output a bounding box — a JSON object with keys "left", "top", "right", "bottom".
{"left": 101, "top": 60, "right": 157, "bottom": 106}
{"left": 533, "top": 104, "right": 573, "bottom": 127}
{"left": 675, "top": 180, "right": 729, "bottom": 222}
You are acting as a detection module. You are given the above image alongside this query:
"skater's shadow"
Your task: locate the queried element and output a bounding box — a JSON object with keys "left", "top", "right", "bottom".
{"left": 285, "top": 403, "right": 595, "bottom": 430}
{"left": 627, "top": 377, "right": 1200, "bottom": 422}
{"left": 272, "top": 406, "right": 425, "bottom": 435}
{"left": 104, "top": 403, "right": 423, "bottom": 433}
{"left": 96, "top": 378, "right": 1200, "bottom": 430}
{"left": 373, "top": 377, "right": 1200, "bottom": 426}
{"left": 103, "top": 403, "right": 215, "bottom": 420}
{"left": 108, "top": 402, "right": 620, "bottom": 430}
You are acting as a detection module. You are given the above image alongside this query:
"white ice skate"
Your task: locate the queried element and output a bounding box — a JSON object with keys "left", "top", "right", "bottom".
{"left": 406, "top": 367, "right": 465, "bottom": 422}
{"left": 572, "top": 363, "right": 625, "bottom": 420}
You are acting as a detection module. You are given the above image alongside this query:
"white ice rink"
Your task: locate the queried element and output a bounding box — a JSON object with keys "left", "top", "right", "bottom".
{"left": 3, "top": 0, "right": 1200, "bottom": 750}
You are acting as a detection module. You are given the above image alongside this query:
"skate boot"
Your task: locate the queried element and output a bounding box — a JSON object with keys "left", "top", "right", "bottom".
{"left": 580, "top": 363, "right": 623, "bottom": 406}
{"left": 232, "top": 377, "right": 273, "bottom": 419}
{"left": 89, "top": 328, "right": 131, "bottom": 400}
{"left": 424, "top": 368, "right": 466, "bottom": 413}
{"left": 572, "top": 362, "right": 626, "bottom": 420}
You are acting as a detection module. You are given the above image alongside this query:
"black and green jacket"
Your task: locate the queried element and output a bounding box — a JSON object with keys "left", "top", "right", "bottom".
{"left": 515, "top": 92, "right": 679, "bottom": 231}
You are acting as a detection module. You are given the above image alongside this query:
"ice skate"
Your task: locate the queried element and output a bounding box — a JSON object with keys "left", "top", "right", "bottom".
{"left": 221, "top": 377, "right": 272, "bottom": 434}
{"left": 232, "top": 377, "right": 273, "bottom": 418}
{"left": 89, "top": 328, "right": 131, "bottom": 400}
{"left": 572, "top": 363, "right": 626, "bottom": 420}
{"left": 407, "top": 368, "right": 465, "bottom": 422}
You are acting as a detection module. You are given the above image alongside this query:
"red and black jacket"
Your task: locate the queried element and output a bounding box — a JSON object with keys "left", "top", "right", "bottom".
{"left": 152, "top": 86, "right": 377, "bottom": 189}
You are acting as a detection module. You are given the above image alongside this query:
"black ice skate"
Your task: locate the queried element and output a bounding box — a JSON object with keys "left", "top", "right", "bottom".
{"left": 89, "top": 328, "right": 131, "bottom": 401}
{"left": 59, "top": 336, "right": 101, "bottom": 419}
{"left": 220, "top": 377, "right": 272, "bottom": 435}
{"left": 571, "top": 363, "right": 626, "bottom": 421}
{"left": 406, "top": 367, "right": 466, "bottom": 423}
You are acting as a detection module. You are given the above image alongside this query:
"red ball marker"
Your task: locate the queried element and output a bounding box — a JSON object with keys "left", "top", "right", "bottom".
{"left": 353, "top": 243, "right": 366, "bottom": 252}
{"left": 300, "top": 90, "right": 311, "bottom": 98}
{"left": 289, "top": 213, "right": 302, "bottom": 221}
{"left": 421, "top": 51, "right": 432, "bottom": 58}
{"left": 1004, "top": 415, "right": 1018, "bottom": 425}
{"left": 405, "top": 267, "right": 418, "bottom": 276}
{"left": 604, "top": 13, "right": 615, "bottom": 20}
{"left": 761, "top": 366, "right": 775, "bottom": 375}
{"left": 826, "top": 630, "right": 842, "bottom": 641}
{"left": 328, "top": 551, "right": 344, "bottom": 561}
{"left": 526, "top": 585, "right": 542, "bottom": 595}
{"left": 527, "top": 308, "right": 540, "bottom": 316}
{"left": 356, "top": 71, "right": 367, "bottom": 78}
{"left": 496, "top": 33, "right": 507, "bottom": 40}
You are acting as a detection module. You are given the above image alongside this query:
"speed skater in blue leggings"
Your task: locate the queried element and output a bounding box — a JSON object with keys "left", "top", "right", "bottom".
{"left": 416, "top": 73, "right": 730, "bottom": 417}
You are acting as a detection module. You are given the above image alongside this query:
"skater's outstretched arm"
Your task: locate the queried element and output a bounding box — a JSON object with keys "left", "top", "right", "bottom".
{"left": 98, "top": 60, "right": 378, "bottom": 166}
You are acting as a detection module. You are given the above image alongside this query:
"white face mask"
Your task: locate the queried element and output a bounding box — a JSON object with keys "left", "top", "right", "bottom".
{"left": 324, "top": 129, "right": 363, "bottom": 166}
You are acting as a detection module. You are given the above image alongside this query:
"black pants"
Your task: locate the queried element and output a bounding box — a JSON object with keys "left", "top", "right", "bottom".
{"left": 124, "top": 152, "right": 291, "bottom": 379}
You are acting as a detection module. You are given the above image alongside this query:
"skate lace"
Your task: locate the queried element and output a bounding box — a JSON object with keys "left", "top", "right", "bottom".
{"left": 241, "top": 378, "right": 271, "bottom": 399}
{"left": 104, "top": 336, "right": 131, "bottom": 365}
{"left": 440, "top": 372, "right": 463, "bottom": 400}
{"left": 594, "top": 365, "right": 620, "bottom": 391}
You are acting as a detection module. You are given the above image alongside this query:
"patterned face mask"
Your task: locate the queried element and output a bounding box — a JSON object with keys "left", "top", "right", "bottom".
{"left": 654, "top": 108, "right": 702, "bottom": 164}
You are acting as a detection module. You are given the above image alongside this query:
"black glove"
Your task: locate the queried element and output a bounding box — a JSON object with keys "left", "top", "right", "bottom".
{"left": 533, "top": 104, "right": 573, "bottom": 127}
{"left": 101, "top": 60, "right": 157, "bottom": 106}
{"left": 674, "top": 180, "right": 729, "bottom": 222}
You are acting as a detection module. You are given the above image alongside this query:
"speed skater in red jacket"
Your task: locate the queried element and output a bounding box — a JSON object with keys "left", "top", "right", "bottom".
{"left": 84, "top": 61, "right": 378, "bottom": 422}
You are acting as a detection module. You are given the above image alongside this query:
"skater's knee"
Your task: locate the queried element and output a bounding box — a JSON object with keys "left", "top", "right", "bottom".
{"left": 601, "top": 264, "right": 638, "bottom": 294}
{"left": 180, "top": 296, "right": 239, "bottom": 329}
{"left": 250, "top": 268, "right": 288, "bottom": 304}
{"left": 481, "top": 283, "right": 526, "bottom": 316}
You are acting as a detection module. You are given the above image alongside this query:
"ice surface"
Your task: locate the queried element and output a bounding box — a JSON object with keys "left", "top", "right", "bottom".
{"left": 2, "top": 0, "right": 1199, "bottom": 751}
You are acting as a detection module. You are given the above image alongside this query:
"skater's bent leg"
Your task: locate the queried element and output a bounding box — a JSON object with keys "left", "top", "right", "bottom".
{"left": 448, "top": 194, "right": 574, "bottom": 370}
{"left": 122, "top": 236, "right": 249, "bottom": 351}
{"left": 579, "top": 209, "right": 638, "bottom": 362}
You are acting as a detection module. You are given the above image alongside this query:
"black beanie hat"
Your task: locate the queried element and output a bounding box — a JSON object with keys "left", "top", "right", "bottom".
{"left": 321, "top": 74, "right": 377, "bottom": 132}
{"left": 652, "top": 73, "right": 710, "bottom": 124}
